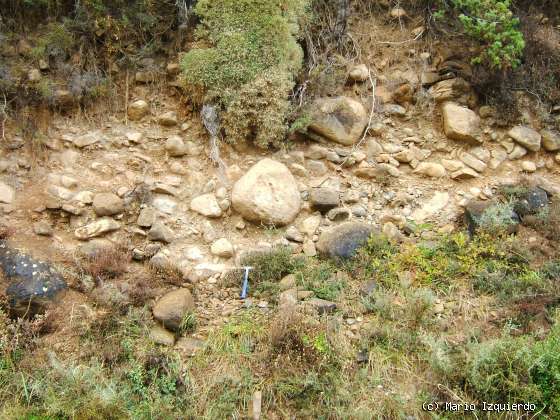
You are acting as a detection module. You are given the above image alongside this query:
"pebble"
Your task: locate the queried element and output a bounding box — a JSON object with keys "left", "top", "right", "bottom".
{"left": 521, "top": 161, "right": 537, "bottom": 172}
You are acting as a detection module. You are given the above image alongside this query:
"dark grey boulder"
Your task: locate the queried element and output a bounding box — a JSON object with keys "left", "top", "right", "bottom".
{"left": 316, "top": 222, "right": 373, "bottom": 260}
{"left": 0, "top": 240, "right": 67, "bottom": 316}
{"left": 514, "top": 187, "right": 549, "bottom": 217}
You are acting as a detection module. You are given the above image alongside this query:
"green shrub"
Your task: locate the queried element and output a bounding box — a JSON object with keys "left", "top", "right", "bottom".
{"left": 181, "top": 0, "right": 310, "bottom": 148}
{"left": 473, "top": 261, "right": 551, "bottom": 301}
{"left": 354, "top": 232, "right": 555, "bottom": 300}
{"left": 435, "top": 0, "right": 525, "bottom": 69}
{"left": 1, "top": 307, "right": 192, "bottom": 419}
{"left": 530, "top": 322, "right": 560, "bottom": 414}
{"left": 221, "top": 71, "right": 292, "bottom": 148}
{"left": 296, "top": 261, "right": 343, "bottom": 301}
{"left": 179, "top": 311, "right": 197, "bottom": 335}
{"left": 467, "top": 336, "right": 540, "bottom": 402}
{"left": 238, "top": 246, "right": 305, "bottom": 288}
{"left": 477, "top": 201, "right": 518, "bottom": 235}
{"left": 30, "top": 22, "right": 74, "bottom": 61}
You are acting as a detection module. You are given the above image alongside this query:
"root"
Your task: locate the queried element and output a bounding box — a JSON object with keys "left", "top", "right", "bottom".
{"left": 0, "top": 93, "right": 7, "bottom": 141}
{"left": 202, "top": 104, "right": 227, "bottom": 182}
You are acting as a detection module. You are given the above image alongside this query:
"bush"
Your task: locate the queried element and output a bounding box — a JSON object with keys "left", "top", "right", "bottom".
{"left": 236, "top": 246, "right": 305, "bottom": 292}
{"left": 477, "top": 200, "right": 518, "bottom": 235}
{"left": 269, "top": 309, "right": 333, "bottom": 364}
{"left": 530, "top": 322, "right": 560, "bottom": 414}
{"left": 1, "top": 307, "right": 192, "bottom": 419}
{"left": 79, "top": 245, "right": 130, "bottom": 284}
{"left": 296, "top": 261, "right": 343, "bottom": 301}
{"left": 435, "top": 0, "right": 525, "bottom": 69}
{"left": 467, "top": 336, "right": 539, "bottom": 402}
{"left": 181, "top": 0, "right": 310, "bottom": 148}
{"left": 354, "top": 231, "right": 556, "bottom": 301}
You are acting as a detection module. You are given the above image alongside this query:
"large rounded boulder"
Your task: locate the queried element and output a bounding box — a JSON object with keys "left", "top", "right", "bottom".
{"left": 152, "top": 288, "right": 195, "bottom": 332}
{"left": 308, "top": 96, "right": 368, "bottom": 145}
{"left": 232, "top": 159, "right": 301, "bottom": 226}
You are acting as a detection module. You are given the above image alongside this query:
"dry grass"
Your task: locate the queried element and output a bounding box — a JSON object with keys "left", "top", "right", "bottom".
{"left": 146, "top": 260, "right": 184, "bottom": 286}
{"left": 0, "top": 224, "right": 15, "bottom": 239}
{"left": 269, "top": 308, "right": 326, "bottom": 365}
{"left": 126, "top": 273, "right": 160, "bottom": 307}
{"left": 78, "top": 245, "right": 130, "bottom": 284}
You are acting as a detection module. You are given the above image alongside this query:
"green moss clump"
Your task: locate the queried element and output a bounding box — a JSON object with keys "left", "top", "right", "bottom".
{"left": 181, "top": 0, "right": 310, "bottom": 148}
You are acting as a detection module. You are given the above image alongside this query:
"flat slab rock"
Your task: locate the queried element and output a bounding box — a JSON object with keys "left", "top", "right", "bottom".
{"left": 307, "top": 298, "right": 337, "bottom": 315}
{"left": 74, "top": 218, "right": 120, "bottom": 240}
{"left": 0, "top": 240, "right": 67, "bottom": 316}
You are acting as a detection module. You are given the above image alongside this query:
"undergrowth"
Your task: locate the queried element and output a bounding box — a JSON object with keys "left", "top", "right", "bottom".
{"left": 1, "top": 223, "right": 560, "bottom": 417}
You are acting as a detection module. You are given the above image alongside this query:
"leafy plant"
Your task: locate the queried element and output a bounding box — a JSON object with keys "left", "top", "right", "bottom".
{"left": 530, "top": 322, "right": 560, "bottom": 414}
{"left": 295, "top": 261, "right": 343, "bottom": 301}
{"left": 435, "top": 0, "right": 525, "bottom": 69}
{"left": 179, "top": 312, "right": 197, "bottom": 335}
{"left": 467, "top": 336, "right": 539, "bottom": 402}
{"left": 477, "top": 201, "right": 518, "bottom": 235}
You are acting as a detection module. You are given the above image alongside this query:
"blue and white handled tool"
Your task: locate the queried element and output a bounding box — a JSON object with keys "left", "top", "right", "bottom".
{"left": 240, "top": 266, "right": 253, "bottom": 299}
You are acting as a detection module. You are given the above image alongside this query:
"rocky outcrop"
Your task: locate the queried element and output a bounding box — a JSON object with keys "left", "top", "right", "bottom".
{"left": 0, "top": 182, "right": 15, "bottom": 204}
{"left": 74, "top": 218, "right": 120, "bottom": 240}
{"left": 210, "top": 238, "right": 234, "bottom": 258}
{"left": 93, "top": 193, "right": 124, "bottom": 216}
{"left": 190, "top": 194, "right": 223, "bottom": 218}
{"left": 157, "top": 111, "right": 178, "bottom": 127}
{"left": 514, "top": 187, "right": 549, "bottom": 217}
{"left": 232, "top": 159, "right": 301, "bottom": 226}
{"left": 542, "top": 130, "right": 560, "bottom": 152}
{"left": 308, "top": 97, "right": 368, "bottom": 145}
{"left": 127, "top": 100, "right": 149, "bottom": 121}
{"left": 310, "top": 187, "right": 339, "bottom": 213}
{"left": 165, "top": 135, "right": 188, "bottom": 157}
{"left": 348, "top": 64, "right": 369, "bottom": 82}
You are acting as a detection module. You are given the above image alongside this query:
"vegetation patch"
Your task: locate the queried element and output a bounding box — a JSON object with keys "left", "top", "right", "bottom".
{"left": 435, "top": 0, "right": 525, "bottom": 69}
{"left": 181, "top": 0, "right": 310, "bottom": 148}
{"left": 1, "top": 225, "right": 560, "bottom": 417}
{"left": 234, "top": 246, "right": 305, "bottom": 294}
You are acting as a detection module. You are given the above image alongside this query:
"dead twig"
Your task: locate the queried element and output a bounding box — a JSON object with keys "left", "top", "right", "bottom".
{"left": 124, "top": 69, "right": 129, "bottom": 126}
{"left": 374, "top": 30, "right": 424, "bottom": 45}
{"left": 0, "top": 93, "right": 7, "bottom": 141}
